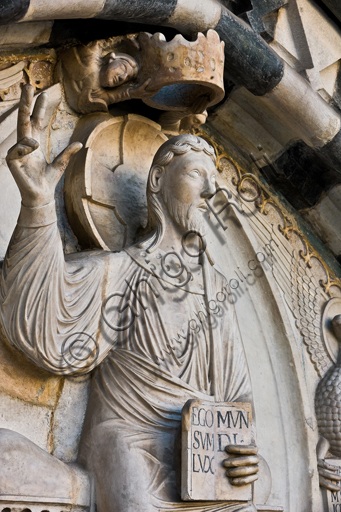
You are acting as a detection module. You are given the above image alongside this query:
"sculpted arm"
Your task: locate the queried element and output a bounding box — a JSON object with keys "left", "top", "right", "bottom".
{"left": 0, "top": 85, "right": 112, "bottom": 375}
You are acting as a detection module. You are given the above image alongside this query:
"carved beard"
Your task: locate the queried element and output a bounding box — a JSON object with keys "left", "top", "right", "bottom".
{"left": 161, "top": 188, "right": 206, "bottom": 235}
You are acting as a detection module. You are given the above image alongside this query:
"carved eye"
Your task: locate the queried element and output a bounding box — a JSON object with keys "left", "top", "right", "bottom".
{"left": 188, "top": 170, "right": 200, "bottom": 178}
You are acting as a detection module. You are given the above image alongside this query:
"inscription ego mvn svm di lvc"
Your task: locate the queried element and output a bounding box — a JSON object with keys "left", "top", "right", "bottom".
{"left": 181, "top": 400, "right": 253, "bottom": 501}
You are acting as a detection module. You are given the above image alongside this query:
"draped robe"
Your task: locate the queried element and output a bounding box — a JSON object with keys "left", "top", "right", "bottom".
{"left": 0, "top": 203, "right": 254, "bottom": 512}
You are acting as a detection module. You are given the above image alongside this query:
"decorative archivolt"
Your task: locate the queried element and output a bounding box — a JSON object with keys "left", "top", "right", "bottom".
{"left": 197, "top": 130, "right": 341, "bottom": 298}
{"left": 195, "top": 129, "right": 341, "bottom": 379}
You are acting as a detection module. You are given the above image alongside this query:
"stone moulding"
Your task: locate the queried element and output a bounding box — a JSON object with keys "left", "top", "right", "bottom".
{"left": 196, "top": 129, "right": 341, "bottom": 298}
{"left": 0, "top": 500, "right": 88, "bottom": 512}
{"left": 0, "top": 51, "right": 56, "bottom": 101}
{"left": 195, "top": 129, "right": 341, "bottom": 381}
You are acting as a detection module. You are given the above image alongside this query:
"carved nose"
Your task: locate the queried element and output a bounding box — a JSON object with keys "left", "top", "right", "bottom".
{"left": 201, "top": 179, "right": 215, "bottom": 199}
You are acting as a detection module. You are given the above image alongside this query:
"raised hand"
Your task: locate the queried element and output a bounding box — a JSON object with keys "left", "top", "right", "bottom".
{"left": 223, "top": 444, "right": 259, "bottom": 486}
{"left": 6, "top": 84, "right": 82, "bottom": 208}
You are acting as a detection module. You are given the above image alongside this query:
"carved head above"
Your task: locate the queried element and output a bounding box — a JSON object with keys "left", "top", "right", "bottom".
{"left": 60, "top": 31, "right": 225, "bottom": 115}
{"left": 158, "top": 109, "right": 208, "bottom": 136}
{"left": 99, "top": 52, "right": 138, "bottom": 89}
{"left": 141, "top": 134, "right": 217, "bottom": 252}
{"left": 60, "top": 39, "right": 142, "bottom": 114}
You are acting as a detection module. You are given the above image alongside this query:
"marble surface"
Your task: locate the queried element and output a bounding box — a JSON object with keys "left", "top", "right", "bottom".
{"left": 0, "top": 15, "right": 341, "bottom": 510}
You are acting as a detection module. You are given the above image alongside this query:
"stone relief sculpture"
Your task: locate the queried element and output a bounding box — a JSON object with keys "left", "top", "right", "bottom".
{"left": 64, "top": 112, "right": 168, "bottom": 252}
{"left": 158, "top": 106, "right": 208, "bottom": 137}
{"left": 63, "top": 103, "right": 209, "bottom": 254}
{"left": 60, "top": 30, "right": 224, "bottom": 115}
{"left": 286, "top": 244, "right": 341, "bottom": 495}
{"left": 314, "top": 299, "right": 341, "bottom": 492}
{"left": 291, "top": 260, "right": 341, "bottom": 493}
{"left": 61, "top": 40, "right": 155, "bottom": 114}
{"left": 0, "top": 84, "right": 261, "bottom": 512}
{"left": 289, "top": 254, "right": 328, "bottom": 378}
{"left": 1, "top": 16, "right": 341, "bottom": 512}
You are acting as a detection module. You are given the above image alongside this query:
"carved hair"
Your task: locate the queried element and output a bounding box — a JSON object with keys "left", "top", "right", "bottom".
{"left": 100, "top": 52, "right": 138, "bottom": 82}
{"left": 140, "top": 134, "right": 216, "bottom": 252}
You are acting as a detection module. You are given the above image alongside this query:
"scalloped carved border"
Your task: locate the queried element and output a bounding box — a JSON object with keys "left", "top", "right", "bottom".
{"left": 196, "top": 130, "right": 341, "bottom": 297}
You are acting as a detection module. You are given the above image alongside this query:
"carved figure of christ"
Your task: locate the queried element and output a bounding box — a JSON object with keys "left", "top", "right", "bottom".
{"left": 0, "top": 85, "right": 259, "bottom": 512}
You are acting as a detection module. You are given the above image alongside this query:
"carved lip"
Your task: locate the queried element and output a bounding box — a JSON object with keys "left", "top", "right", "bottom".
{"left": 197, "top": 203, "right": 208, "bottom": 211}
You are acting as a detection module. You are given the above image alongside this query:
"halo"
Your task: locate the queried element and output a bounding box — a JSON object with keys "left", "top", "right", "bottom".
{"left": 65, "top": 113, "right": 167, "bottom": 251}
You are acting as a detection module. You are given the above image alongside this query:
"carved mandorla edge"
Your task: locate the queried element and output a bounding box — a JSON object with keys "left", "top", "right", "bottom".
{"left": 289, "top": 253, "right": 328, "bottom": 378}
{"left": 195, "top": 129, "right": 341, "bottom": 298}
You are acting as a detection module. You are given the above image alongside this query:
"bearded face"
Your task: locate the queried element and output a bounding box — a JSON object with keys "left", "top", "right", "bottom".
{"left": 161, "top": 184, "right": 207, "bottom": 236}
{"left": 145, "top": 148, "right": 216, "bottom": 253}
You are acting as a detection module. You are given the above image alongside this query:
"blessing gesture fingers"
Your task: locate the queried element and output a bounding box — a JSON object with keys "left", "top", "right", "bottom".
{"left": 6, "top": 84, "right": 82, "bottom": 208}
{"left": 224, "top": 444, "right": 259, "bottom": 486}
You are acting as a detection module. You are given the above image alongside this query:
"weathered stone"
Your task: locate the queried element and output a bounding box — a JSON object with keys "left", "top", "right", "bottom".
{"left": 0, "top": 394, "right": 52, "bottom": 450}
{"left": 0, "top": 428, "right": 90, "bottom": 505}
{"left": 51, "top": 375, "right": 90, "bottom": 462}
{"left": 64, "top": 113, "right": 167, "bottom": 251}
{"left": 181, "top": 400, "right": 253, "bottom": 501}
{"left": 0, "top": 22, "right": 52, "bottom": 50}
{"left": 0, "top": 324, "right": 62, "bottom": 408}
{"left": 1, "top": 7, "right": 341, "bottom": 511}
{"left": 0, "top": 84, "right": 260, "bottom": 511}
{"left": 60, "top": 30, "right": 224, "bottom": 115}
{"left": 322, "top": 459, "right": 341, "bottom": 511}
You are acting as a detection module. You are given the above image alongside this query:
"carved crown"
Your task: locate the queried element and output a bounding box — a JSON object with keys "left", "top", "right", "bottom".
{"left": 137, "top": 30, "right": 225, "bottom": 113}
